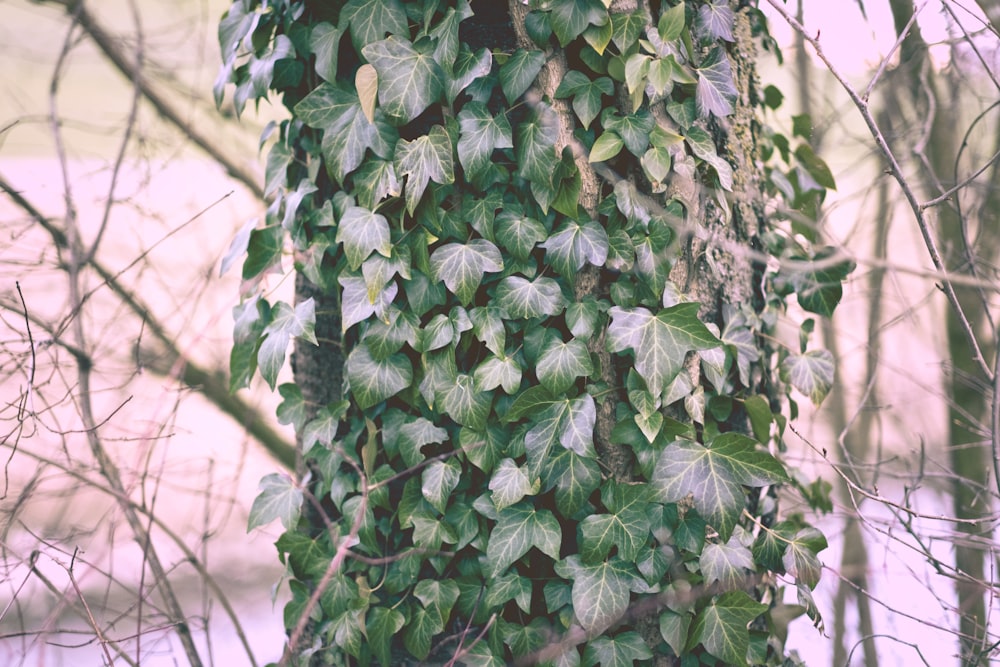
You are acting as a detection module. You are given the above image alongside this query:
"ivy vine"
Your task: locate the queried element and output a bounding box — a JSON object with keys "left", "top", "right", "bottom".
{"left": 216, "top": 1, "right": 847, "bottom": 665}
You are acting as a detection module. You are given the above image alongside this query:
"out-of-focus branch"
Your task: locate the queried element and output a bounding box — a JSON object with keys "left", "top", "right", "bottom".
{"left": 0, "top": 174, "right": 296, "bottom": 470}
{"left": 33, "top": 0, "right": 265, "bottom": 201}
{"left": 763, "top": 0, "right": 994, "bottom": 383}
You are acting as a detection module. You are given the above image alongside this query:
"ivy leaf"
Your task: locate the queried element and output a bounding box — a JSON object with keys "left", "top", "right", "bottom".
{"left": 653, "top": 434, "right": 788, "bottom": 540}
{"left": 458, "top": 102, "right": 514, "bottom": 180}
{"left": 557, "top": 556, "right": 634, "bottom": 635}
{"left": 310, "top": 23, "right": 342, "bottom": 82}
{"left": 496, "top": 276, "right": 567, "bottom": 319}
{"left": 697, "top": 0, "right": 735, "bottom": 42}
{"left": 544, "top": 446, "right": 602, "bottom": 516}
{"left": 341, "top": 0, "right": 408, "bottom": 52}
{"left": 696, "top": 47, "right": 736, "bottom": 119}
{"left": 607, "top": 304, "right": 720, "bottom": 398}
{"left": 780, "top": 350, "right": 835, "bottom": 405}
{"left": 302, "top": 401, "right": 348, "bottom": 450}
{"left": 541, "top": 219, "right": 610, "bottom": 278}
{"left": 485, "top": 572, "right": 533, "bottom": 614}
{"left": 248, "top": 473, "right": 302, "bottom": 531}
{"left": 336, "top": 206, "right": 391, "bottom": 270}
{"left": 346, "top": 343, "right": 413, "bottom": 409}
{"left": 549, "top": 0, "right": 609, "bottom": 47}
{"left": 398, "top": 417, "right": 449, "bottom": 469}
{"left": 448, "top": 45, "right": 493, "bottom": 102}
{"left": 659, "top": 610, "right": 692, "bottom": 658}
{"left": 428, "top": 239, "right": 504, "bottom": 305}
{"left": 414, "top": 579, "right": 461, "bottom": 629}
{"left": 687, "top": 590, "right": 767, "bottom": 665}
{"left": 470, "top": 306, "right": 507, "bottom": 356}
{"left": 566, "top": 298, "right": 601, "bottom": 339}
{"left": 658, "top": 1, "right": 687, "bottom": 41}
{"left": 700, "top": 528, "right": 756, "bottom": 591}
{"left": 295, "top": 84, "right": 396, "bottom": 184}
{"left": 362, "top": 37, "right": 444, "bottom": 124}
{"left": 395, "top": 125, "right": 456, "bottom": 215}
{"left": 516, "top": 102, "right": 560, "bottom": 184}
{"left": 603, "top": 110, "right": 654, "bottom": 157}
{"left": 525, "top": 395, "right": 598, "bottom": 468}
{"left": 340, "top": 275, "right": 397, "bottom": 332}
{"left": 500, "top": 49, "right": 545, "bottom": 104}
{"left": 475, "top": 355, "right": 523, "bottom": 394}
{"left": 495, "top": 211, "right": 548, "bottom": 261}
{"left": 490, "top": 458, "right": 539, "bottom": 510}
{"left": 783, "top": 526, "right": 828, "bottom": 589}
{"left": 612, "top": 9, "right": 649, "bottom": 52}
{"left": 258, "top": 299, "right": 317, "bottom": 389}
{"left": 795, "top": 143, "right": 837, "bottom": 190}
{"left": 589, "top": 132, "right": 624, "bottom": 163}
{"left": 366, "top": 607, "right": 405, "bottom": 667}
{"left": 555, "top": 72, "right": 614, "bottom": 130}
{"left": 486, "top": 502, "right": 561, "bottom": 577}
{"left": 537, "top": 337, "right": 594, "bottom": 394}
{"left": 404, "top": 605, "right": 439, "bottom": 660}
{"left": 441, "top": 374, "right": 492, "bottom": 430}
{"left": 250, "top": 35, "right": 294, "bottom": 98}
{"left": 583, "top": 632, "right": 653, "bottom": 667}
{"left": 422, "top": 458, "right": 462, "bottom": 514}
{"left": 685, "top": 126, "right": 734, "bottom": 192}
{"left": 580, "top": 482, "right": 651, "bottom": 564}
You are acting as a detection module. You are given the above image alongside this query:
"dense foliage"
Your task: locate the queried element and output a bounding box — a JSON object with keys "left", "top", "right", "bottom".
{"left": 215, "top": 1, "right": 847, "bottom": 664}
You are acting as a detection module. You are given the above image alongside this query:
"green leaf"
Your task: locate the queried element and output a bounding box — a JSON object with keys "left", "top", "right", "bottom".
{"left": 475, "top": 355, "right": 523, "bottom": 394}
{"left": 422, "top": 458, "right": 461, "bottom": 513}
{"left": 794, "top": 143, "right": 836, "bottom": 189}
{"left": 685, "top": 125, "right": 733, "bottom": 191}
{"left": 612, "top": 9, "right": 649, "bottom": 52}
{"left": 249, "top": 35, "right": 294, "bottom": 98}
{"left": 341, "top": 0, "right": 408, "bottom": 53}
{"left": 607, "top": 303, "right": 720, "bottom": 398}
{"left": 541, "top": 219, "right": 610, "bottom": 278}
{"left": 590, "top": 131, "right": 624, "bottom": 163}
{"left": 653, "top": 434, "right": 787, "bottom": 540}
{"left": 525, "top": 395, "right": 598, "bottom": 466}
{"left": 428, "top": 239, "right": 504, "bottom": 305}
{"left": 490, "top": 458, "right": 539, "bottom": 510}
{"left": 496, "top": 276, "right": 567, "bottom": 319}
{"left": 566, "top": 298, "right": 601, "bottom": 339}
{"left": 549, "top": 0, "right": 609, "bottom": 46}
{"left": 404, "top": 605, "right": 439, "bottom": 660}
{"left": 485, "top": 571, "right": 533, "bottom": 614}
{"left": 688, "top": 590, "right": 767, "bottom": 665}
{"left": 500, "top": 49, "right": 545, "bottom": 104}
{"left": 248, "top": 473, "right": 302, "bottom": 531}
{"left": 310, "top": 22, "right": 342, "bottom": 82}
{"left": 557, "top": 556, "right": 634, "bottom": 634}
{"left": 395, "top": 125, "right": 456, "bottom": 215}
{"left": 537, "top": 337, "right": 594, "bottom": 394}
{"left": 295, "top": 84, "right": 396, "bottom": 183}
{"left": 743, "top": 395, "right": 772, "bottom": 444}
{"left": 362, "top": 37, "right": 444, "bottom": 124}
{"left": 486, "top": 502, "right": 561, "bottom": 576}
{"left": 470, "top": 306, "right": 507, "bottom": 356}
{"left": 580, "top": 482, "right": 651, "bottom": 564}
{"left": 441, "top": 374, "right": 492, "bottom": 430}
{"left": 700, "top": 528, "right": 756, "bottom": 591}
{"left": 603, "top": 110, "right": 654, "bottom": 157}
{"left": 448, "top": 44, "right": 493, "bottom": 102}
{"left": 695, "top": 47, "right": 736, "bottom": 119}
{"left": 583, "top": 632, "right": 653, "bottom": 667}
{"left": 780, "top": 350, "right": 835, "bottom": 405}
{"left": 414, "top": 578, "right": 461, "bottom": 628}
{"left": 301, "top": 401, "right": 348, "bottom": 449}
{"left": 516, "top": 102, "right": 560, "bottom": 184}
{"left": 495, "top": 211, "right": 548, "bottom": 261}
{"left": 659, "top": 610, "right": 691, "bottom": 657}
{"left": 556, "top": 72, "right": 614, "bottom": 130}
{"left": 658, "top": 2, "right": 686, "bottom": 41}
{"left": 336, "top": 206, "right": 391, "bottom": 271}
{"left": 242, "top": 224, "right": 283, "bottom": 280}
{"left": 545, "top": 446, "right": 602, "bottom": 516}
{"left": 365, "top": 606, "right": 406, "bottom": 665}
{"left": 346, "top": 343, "right": 413, "bottom": 409}
{"left": 258, "top": 299, "right": 317, "bottom": 389}
{"left": 783, "top": 526, "right": 828, "bottom": 589}
{"left": 458, "top": 102, "right": 514, "bottom": 180}
{"left": 340, "top": 275, "right": 397, "bottom": 332}
{"left": 397, "top": 417, "right": 448, "bottom": 468}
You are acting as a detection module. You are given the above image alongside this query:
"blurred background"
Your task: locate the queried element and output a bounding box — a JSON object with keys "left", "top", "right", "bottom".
{"left": 0, "top": 1, "right": 998, "bottom": 665}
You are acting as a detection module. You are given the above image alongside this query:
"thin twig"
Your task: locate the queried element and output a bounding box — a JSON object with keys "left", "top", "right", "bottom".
{"left": 764, "top": 0, "right": 994, "bottom": 382}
